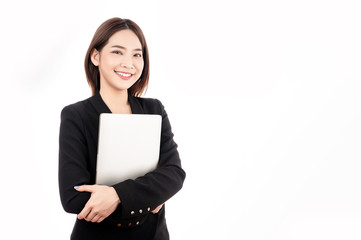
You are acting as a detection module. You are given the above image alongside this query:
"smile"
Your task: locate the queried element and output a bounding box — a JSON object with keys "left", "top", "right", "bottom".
{"left": 115, "top": 71, "right": 132, "bottom": 77}
{"left": 115, "top": 71, "right": 133, "bottom": 80}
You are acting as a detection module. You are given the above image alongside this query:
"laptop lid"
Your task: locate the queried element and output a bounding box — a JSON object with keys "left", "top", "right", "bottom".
{"left": 96, "top": 113, "right": 162, "bottom": 185}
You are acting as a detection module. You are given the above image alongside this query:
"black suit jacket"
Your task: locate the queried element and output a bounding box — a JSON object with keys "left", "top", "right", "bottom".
{"left": 58, "top": 91, "right": 186, "bottom": 240}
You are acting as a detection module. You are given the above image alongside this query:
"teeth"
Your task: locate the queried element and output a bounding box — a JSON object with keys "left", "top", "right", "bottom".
{"left": 116, "top": 71, "right": 131, "bottom": 77}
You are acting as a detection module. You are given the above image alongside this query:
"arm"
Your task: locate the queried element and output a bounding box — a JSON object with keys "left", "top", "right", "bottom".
{"left": 111, "top": 99, "right": 186, "bottom": 218}
{"left": 74, "top": 185, "right": 163, "bottom": 223}
{"left": 58, "top": 105, "right": 92, "bottom": 214}
{"left": 59, "top": 105, "right": 121, "bottom": 223}
{"left": 59, "top": 100, "right": 185, "bottom": 222}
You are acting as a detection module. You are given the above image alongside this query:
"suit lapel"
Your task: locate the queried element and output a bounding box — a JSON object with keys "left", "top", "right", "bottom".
{"left": 89, "top": 91, "right": 112, "bottom": 114}
{"left": 89, "top": 90, "right": 144, "bottom": 114}
{"left": 128, "top": 94, "right": 144, "bottom": 114}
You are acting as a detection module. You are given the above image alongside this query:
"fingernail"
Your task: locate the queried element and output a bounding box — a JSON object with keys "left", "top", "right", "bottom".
{"left": 74, "top": 186, "right": 79, "bottom": 189}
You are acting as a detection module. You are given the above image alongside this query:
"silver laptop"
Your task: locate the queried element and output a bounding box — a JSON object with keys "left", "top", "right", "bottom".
{"left": 96, "top": 113, "right": 162, "bottom": 185}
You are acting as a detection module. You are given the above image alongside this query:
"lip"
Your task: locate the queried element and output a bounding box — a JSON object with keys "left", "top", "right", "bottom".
{"left": 115, "top": 71, "right": 133, "bottom": 80}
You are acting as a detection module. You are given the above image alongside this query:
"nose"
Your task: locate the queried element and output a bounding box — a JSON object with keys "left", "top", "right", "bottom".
{"left": 120, "top": 62, "right": 134, "bottom": 69}
{"left": 120, "top": 56, "right": 134, "bottom": 69}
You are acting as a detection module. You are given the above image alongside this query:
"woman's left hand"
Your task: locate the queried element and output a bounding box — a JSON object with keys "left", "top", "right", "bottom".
{"left": 75, "top": 185, "right": 121, "bottom": 223}
{"left": 151, "top": 203, "right": 164, "bottom": 214}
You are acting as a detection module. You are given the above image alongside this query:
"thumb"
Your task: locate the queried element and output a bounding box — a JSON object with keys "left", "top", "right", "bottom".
{"left": 74, "top": 185, "right": 95, "bottom": 192}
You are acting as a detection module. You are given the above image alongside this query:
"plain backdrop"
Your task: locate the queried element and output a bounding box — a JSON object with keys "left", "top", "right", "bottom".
{"left": 1, "top": 0, "right": 360, "bottom": 239}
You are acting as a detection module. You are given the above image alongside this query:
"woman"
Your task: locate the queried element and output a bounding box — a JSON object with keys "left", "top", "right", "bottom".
{"left": 58, "top": 17, "right": 186, "bottom": 240}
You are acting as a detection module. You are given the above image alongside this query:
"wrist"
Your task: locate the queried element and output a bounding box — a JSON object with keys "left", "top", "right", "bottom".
{"left": 111, "top": 187, "right": 121, "bottom": 204}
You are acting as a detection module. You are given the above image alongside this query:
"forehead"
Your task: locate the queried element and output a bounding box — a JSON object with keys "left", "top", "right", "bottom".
{"left": 107, "top": 30, "right": 142, "bottom": 49}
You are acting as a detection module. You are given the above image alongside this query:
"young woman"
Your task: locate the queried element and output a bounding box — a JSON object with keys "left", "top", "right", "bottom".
{"left": 58, "top": 18, "right": 186, "bottom": 240}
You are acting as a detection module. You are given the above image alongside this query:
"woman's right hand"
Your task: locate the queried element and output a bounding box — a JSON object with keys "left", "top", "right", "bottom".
{"left": 75, "top": 185, "right": 121, "bottom": 223}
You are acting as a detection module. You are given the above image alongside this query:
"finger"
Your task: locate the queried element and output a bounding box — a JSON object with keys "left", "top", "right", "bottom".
{"left": 77, "top": 204, "right": 92, "bottom": 220}
{"left": 74, "top": 185, "right": 95, "bottom": 193}
{"left": 89, "top": 214, "right": 101, "bottom": 223}
{"left": 152, "top": 204, "right": 163, "bottom": 214}
{"left": 151, "top": 207, "right": 156, "bottom": 213}
{"left": 156, "top": 204, "right": 164, "bottom": 213}
{"left": 97, "top": 216, "right": 105, "bottom": 223}
{"left": 91, "top": 215, "right": 100, "bottom": 223}
{"left": 85, "top": 210, "right": 98, "bottom": 222}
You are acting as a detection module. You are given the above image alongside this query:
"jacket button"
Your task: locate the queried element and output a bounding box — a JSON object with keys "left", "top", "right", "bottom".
{"left": 117, "top": 223, "right": 121, "bottom": 227}
{"left": 131, "top": 211, "right": 135, "bottom": 215}
{"left": 139, "top": 209, "right": 143, "bottom": 213}
{"left": 136, "top": 221, "right": 139, "bottom": 225}
{"left": 147, "top": 207, "right": 151, "bottom": 211}
{"left": 128, "top": 222, "right": 132, "bottom": 227}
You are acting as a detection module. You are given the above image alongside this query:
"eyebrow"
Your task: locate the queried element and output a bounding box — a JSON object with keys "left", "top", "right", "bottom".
{"left": 111, "top": 45, "right": 142, "bottom": 52}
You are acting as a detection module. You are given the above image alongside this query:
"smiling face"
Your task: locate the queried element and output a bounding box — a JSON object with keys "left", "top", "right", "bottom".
{"left": 90, "top": 29, "right": 144, "bottom": 95}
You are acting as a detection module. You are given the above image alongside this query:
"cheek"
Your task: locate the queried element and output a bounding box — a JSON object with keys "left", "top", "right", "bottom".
{"left": 136, "top": 60, "right": 144, "bottom": 74}
{"left": 104, "top": 57, "right": 116, "bottom": 68}
{"left": 99, "top": 59, "right": 112, "bottom": 73}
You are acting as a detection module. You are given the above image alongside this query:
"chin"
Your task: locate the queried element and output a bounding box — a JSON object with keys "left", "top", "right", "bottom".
{"left": 112, "top": 83, "right": 136, "bottom": 92}
{"left": 101, "top": 77, "right": 138, "bottom": 92}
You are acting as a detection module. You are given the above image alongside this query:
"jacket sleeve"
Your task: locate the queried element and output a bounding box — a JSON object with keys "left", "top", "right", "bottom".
{"left": 112, "top": 99, "right": 186, "bottom": 218}
{"left": 58, "top": 105, "right": 91, "bottom": 214}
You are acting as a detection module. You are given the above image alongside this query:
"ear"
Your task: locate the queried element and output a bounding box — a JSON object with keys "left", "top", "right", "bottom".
{"left": 90, "top": 48, "right": 100, "bottom": 66}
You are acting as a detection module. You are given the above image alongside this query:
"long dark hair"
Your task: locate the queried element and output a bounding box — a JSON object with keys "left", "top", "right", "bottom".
{"left": 84, "top": 18, "right": 150, "bottom": 97}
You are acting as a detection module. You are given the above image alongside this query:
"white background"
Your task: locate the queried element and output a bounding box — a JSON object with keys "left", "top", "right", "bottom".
{"left": 1, "top": 0, "right": 360, "bottom": 239}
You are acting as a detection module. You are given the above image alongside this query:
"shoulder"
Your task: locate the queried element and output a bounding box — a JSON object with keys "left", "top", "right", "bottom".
{"left": 136, "top": 97, "right": 162, "bottom": 107}
{"left": 133, "top": 96, "right": 165, "bottom": 115}
{"left": 60, "top": 96, "right": 93, "bottom": 119}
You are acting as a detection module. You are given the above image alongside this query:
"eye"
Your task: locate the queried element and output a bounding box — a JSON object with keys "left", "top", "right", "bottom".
{"left": 134, "top": 53, "right": 142, "bottom": 57}
{"left": 112, "top": 50, "right": 122, "bottom": 55}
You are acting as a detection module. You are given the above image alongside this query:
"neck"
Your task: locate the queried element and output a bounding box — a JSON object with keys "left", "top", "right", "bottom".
{"left": 99, "top": 88, "right": 130, "bottom": 113}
